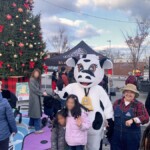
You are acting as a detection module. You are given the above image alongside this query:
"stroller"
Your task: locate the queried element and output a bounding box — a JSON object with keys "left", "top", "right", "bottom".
{"left": 1, "top": 89, "right": 22, "bottom": 123}
{"left": 43, "top": 95, "right": 61, "bottom": 127}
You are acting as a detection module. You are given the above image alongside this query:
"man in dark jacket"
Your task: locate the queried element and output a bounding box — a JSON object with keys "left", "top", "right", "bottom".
{"left": 0, "top": 93, "right": 17, "bottom": 150}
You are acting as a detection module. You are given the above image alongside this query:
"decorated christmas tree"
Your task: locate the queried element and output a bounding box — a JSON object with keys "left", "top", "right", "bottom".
{"left": 0, "top": 0, "right": 47, "bottom": 78}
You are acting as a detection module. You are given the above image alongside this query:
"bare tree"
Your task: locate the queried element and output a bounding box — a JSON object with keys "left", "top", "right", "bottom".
{"left": 123, "top": 19, "right": 150, "bottom": 69}
{"left": 101, "top": 49, "right": 123, "bottom": 63}
{"left": 49, "top": 27, "right": 69, "bottom": 53}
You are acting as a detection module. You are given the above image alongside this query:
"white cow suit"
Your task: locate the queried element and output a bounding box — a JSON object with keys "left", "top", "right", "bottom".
{"left": 57, "top": 54, "right": 114, "bottom": 150}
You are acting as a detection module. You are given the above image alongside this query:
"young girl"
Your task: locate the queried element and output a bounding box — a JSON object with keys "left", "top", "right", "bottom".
{"left": 65, "top": 94, "right": 91, "bottom": 150}
{"left": 141, "top": 124, "right": 150, "bottom": 150}
{"left": 51, "top": 109, "right": 68, "bottom": 150}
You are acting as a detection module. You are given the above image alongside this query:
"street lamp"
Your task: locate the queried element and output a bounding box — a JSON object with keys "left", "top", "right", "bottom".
{"left": 107, "top": 40, "right": 111, "bottom": 50}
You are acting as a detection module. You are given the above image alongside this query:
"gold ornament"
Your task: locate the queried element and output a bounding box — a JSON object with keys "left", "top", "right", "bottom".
{"left": 18, "top": 8, "right": 23, "bottom": 13}
{"left": 34, "top": 58, "right": 37, "bottom": 61}
{"left": 29, "top": 44, "right": 33, "bottom": 49}
{"left": 23, "top": 22, "right": 26, "bottom": 25}
{"left": 14, "top": 54, "right": 18, "bottom": 58}
{"left": 32, "top": 25, "right": 36, "bottom": 28}
{"left": 81, "top": 96, "right": 93, "bottom": 111}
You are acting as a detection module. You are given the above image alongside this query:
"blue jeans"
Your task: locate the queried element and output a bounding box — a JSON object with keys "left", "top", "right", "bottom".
{"left": 29, "top": 118, "right": 41, "bottom": 131}
{"left": 69, "top": 145, "right": 84, "bottom": 150}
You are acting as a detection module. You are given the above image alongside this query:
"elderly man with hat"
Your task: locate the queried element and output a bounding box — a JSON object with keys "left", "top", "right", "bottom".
{"left": 111, "top": 84, "right": 149, "bottom": 150}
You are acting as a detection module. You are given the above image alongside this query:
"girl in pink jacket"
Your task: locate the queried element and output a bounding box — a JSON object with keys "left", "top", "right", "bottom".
{"left": 65, "top": 94, "right": 91, "bottom": 150}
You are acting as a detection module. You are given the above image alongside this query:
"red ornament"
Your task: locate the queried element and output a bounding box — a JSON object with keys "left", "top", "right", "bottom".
{"left": 7, "top": 64, "right": 10, "bottom": 68}
{"left": 30, "top": 32, "right": 34, "bottom": 36}
{"left": 22, "top": 63, "right": 25, "bottom": 67}
{"left": 43, "top": 65, "right": 48, "bottom": 74}
{"left": 43, "top": 56, "right": 47, "bottom": 60}
{"left": 6, "top": 14, "right": 12, "bottom": 20}
{"left": 24, "top": 3, "right": 30, "bottom": 9}
{"left": 19, "top": 42, "right": 24, "bottom": 48}
{"left": 18, "top": 8, "right": 23, "bottom": 13}
{"left": 19, "top": 28, "right": 23, "bottom": 32}
{"left": 19, "top": 50, "right": 23, "bottom": 56}
{"left": 0, "top": 25, "right": 4, "bottom": 33}
{"left": 0, "top": 61, "right": 3, "bottom": 68}
{"left": 5, "top": 43, "right": 8, "bottom": 46}
{"left": 29, "top": 61, "right": 35, "bottom": 69}
{"left": 12, "top": 2, "right": 17, "bottom": 7}
{"left": 10, "top": 68, "right": 14, "bottom": 72}
{"left": 39, "top": 34, "right": 42, "bottom": 38}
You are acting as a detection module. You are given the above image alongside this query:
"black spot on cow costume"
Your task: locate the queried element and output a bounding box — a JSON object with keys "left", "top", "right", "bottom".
{"left": 57, "top": 54, "right": 114, "bottom": 150}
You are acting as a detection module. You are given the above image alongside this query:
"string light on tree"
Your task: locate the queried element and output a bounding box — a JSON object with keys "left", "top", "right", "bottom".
{"left": 0, "top": 53, "right": 2, "bottom": 57}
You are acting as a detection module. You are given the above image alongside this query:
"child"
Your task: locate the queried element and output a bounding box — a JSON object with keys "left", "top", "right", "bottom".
{"left": 51, "top": 109, "right": 67, "bottom": 150}
{"left": 65, "top": 94, "right": 91, "bottom": 150}
{"left": 141, "top": 124, "right": 150, "bottom": 150}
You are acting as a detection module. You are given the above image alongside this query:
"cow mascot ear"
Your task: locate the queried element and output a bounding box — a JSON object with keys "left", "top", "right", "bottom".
{"left": 100, "top": 57, "right": 113, "bottom": 69}
{"left": 66, "top": 57, "right": 78, "bottom": 67}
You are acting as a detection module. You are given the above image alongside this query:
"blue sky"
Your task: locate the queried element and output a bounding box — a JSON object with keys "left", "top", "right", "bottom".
{"left": 33, "top": 0, "right": 150, "bottom": 51}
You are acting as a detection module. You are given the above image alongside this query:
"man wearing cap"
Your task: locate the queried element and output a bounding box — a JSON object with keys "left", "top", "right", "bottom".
{"left": 111, "top": 84, "right": 149, "bottom": 150}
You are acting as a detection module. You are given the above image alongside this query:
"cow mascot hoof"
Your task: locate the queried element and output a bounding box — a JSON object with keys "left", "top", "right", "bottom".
{"left": 58, "top": 54, "right": 114, "bottom": 150}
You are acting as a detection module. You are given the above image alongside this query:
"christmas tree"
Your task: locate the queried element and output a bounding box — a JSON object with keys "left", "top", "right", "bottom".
{"left": 0, "top": 0, "right": 47, "bottom": 78}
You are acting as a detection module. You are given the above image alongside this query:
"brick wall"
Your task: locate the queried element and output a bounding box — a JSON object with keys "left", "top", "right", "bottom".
{"left": 113, "top": 62, "right": 146, "bottom": 76}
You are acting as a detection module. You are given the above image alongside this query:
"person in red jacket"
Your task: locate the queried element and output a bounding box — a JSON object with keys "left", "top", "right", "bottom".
{"left": 60, "top": 67, "right": 69, "bottom": 86}
{"left": 51, "top": 71, "right": 57, "bottom": 94}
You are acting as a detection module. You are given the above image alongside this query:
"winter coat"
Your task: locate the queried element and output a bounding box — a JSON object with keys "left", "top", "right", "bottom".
{"left": 51, "top": 125, "right": 67, "bottom": 150}
{"left": 28, "top": 78, "right": 43, "bottom": 118}
{"left": 0, "top": 93, "right": 17, "bottom": 141}
{"left": 65, "top": 112, "right": 91, "bottom": 146}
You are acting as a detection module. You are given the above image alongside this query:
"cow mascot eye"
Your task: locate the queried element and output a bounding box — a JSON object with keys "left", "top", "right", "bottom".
{"left": 78, "top": 64, "right": 84, "bottom": 72}
{"left": 89, "top": 64, "right": 97, "bottom": 73}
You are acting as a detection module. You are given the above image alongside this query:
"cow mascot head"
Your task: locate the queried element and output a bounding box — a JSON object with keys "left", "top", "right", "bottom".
{"left": 66, "top": 54, "right": 112, "bottom": 87}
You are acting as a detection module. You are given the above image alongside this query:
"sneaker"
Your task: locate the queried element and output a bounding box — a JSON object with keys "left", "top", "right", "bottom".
{"left": 28, "top": 126, "right": 34, "bottom": 129}
{"left": 35, "top": 130, "right": 44, "bottom": 134}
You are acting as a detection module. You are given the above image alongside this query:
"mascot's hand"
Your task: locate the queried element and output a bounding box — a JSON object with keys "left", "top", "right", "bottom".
{"left": 106, "top": 118, "right": 114, "bottom": 143}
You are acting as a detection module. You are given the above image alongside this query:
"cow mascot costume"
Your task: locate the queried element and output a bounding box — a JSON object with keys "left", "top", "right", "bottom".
{"left": 57, "top": 54, "right": 114, "bottom": 150}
